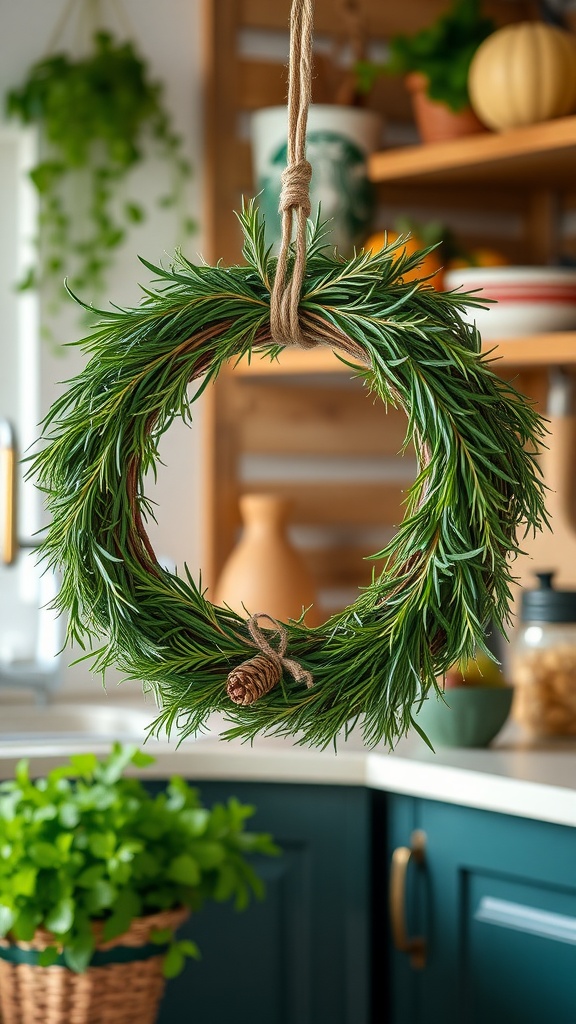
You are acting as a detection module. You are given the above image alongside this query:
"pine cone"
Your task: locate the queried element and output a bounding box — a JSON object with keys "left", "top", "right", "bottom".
{"left": 226, "top": 655, "right": 281, "bottom": 705}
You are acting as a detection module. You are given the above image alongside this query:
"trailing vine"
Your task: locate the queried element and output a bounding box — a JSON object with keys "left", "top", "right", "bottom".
{"left": 6, "top": 29, "right": 195, "bottom": 334}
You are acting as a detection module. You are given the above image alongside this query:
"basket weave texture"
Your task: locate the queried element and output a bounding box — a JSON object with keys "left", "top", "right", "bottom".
{"left": 0, "top": 907, "right": 189, "bottom": 1024}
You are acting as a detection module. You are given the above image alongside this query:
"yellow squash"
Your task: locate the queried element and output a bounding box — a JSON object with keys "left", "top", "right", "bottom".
{"left": 468, "top": 22, "right": 576, "bottom": 131}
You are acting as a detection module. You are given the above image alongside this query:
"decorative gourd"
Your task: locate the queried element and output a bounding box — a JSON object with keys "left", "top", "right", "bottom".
{"left": 468, "top": 22, "right": 576, "bottom": 131}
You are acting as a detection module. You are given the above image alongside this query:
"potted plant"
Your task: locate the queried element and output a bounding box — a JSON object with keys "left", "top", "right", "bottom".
{"left": 0, "top": 744, "right": 278, "bottom": 1023}
{"left": 5, "top": 29, "right": 195, "bottom": 338}
{"left": 356, "top": 0, "right": 495, "bottom": 143}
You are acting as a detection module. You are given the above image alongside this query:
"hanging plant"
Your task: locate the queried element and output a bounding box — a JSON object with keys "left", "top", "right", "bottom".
{"left": 6, "top": 29, "right": 195, "bottom": 333}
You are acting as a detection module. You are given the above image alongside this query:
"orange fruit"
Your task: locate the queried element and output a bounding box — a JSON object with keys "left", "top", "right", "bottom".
{"left": 364, "top": 230, "right": 444, "bottom": 290}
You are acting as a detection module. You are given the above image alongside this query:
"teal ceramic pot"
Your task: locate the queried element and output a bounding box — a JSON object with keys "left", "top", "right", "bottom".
{"left": 414, "top": 686, "right": 514, "bottom": 748}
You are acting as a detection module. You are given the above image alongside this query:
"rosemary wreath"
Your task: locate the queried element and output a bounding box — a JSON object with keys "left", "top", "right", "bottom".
{"left": 32, "top": 202, "right": 547, "bottom": 749}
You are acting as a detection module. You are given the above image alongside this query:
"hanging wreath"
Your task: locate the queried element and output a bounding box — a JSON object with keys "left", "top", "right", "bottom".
{"left": 32, "top": 0, "right": 547, "bottom": 750}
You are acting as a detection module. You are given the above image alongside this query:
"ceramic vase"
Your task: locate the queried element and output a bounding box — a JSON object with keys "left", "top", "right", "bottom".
{"left": 214, "top": 494, "right": 319, "bottom": 624}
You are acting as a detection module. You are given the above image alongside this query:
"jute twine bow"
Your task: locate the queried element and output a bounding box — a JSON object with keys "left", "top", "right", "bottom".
{"left": 227, "top": 613, "right": 314, "bottom": 706}
{"left": 270, "top": 0, "right": 315, "bottom": 350}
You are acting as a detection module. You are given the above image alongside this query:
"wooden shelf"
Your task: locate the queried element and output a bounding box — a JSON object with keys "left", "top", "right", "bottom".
{"left": 368, "top": 115, "right": 576, "bottom": 189}
{"left": 486, "top": 334, "right": 576, "bottom": 367}
{"left": 230, "top": 334, "right": 576, "bottom": 376}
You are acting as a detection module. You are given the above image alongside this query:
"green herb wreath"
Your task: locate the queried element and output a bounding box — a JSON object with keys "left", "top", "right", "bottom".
{"left": 33, "top": 204, "right": 546, "bottom": 749}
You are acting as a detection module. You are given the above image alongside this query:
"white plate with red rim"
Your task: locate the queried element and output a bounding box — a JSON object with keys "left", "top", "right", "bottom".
{"left": 444, "top": 266, "right": 576, "bottom": 340}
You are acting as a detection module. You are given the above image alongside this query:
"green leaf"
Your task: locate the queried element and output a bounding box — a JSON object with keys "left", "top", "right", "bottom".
{"left": 11, "top": 866, "right": 38, "bottom": 897}
{"left": 180, "top": 808, "right": 210, "bottom": 837}
{"left": 45, "top": 897, "right": 75, "bottom": 935}
{"left": 38, "top": 946, "right": 60, "bottom": 967}
{"left": 69, "top": 753, "right": 98, "bottom": 779}
{"left": 84, "top": 880, "right": 117, "bottom": 914}
{"left": 88, "top": 832, "right": 116, "bottom": 859}
{"left": 190, "top": 841, "right": 225, "bottom": 869}
{"left": 131, "top": 749, "right": 156, "bottom": 768}
{"left": 15, "top": 759, "right": 29, "bottom": 787}
{"left": 63, "top": 928, "right": 94, "bottom": 974}
{"left": 124, "top": 202, "right": 145, "bottom": 224}
{"left": 12, "top": 908, "right": 40, "bottom": 942}
{"left": 102, "top": 889, "right": 141, "bottom": 942}
{"left": 29, "top": 842, "right": 60, "bottom": 868}
{"left": 166, "top": 854, "right": 201, "bottom": 887}
{"left": 177, "top": 939, "right": 201, "bottom": 960}
{"left": 0, "top": 905, "right": 15, "bottom": 937}
{"left": 76, "top": 865, "right": 105, "bottom": 888}
{"left": 162, "top": 944, "right": 185, "bottom": 979}
{"left": 96, "top": 744, "right": 137, "bottom": 786}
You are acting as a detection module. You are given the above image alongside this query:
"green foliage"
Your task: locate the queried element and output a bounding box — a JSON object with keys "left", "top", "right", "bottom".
{"left": 0, "top": 744, "right": 278, "bottom": 974}
{"left": 6, "top": 30, "right": 195, "bottom": 330}
{"left": 31, "top": 201, "right": 547, "bottom": 751}
{"left": 356, "top": 0, "right": 495, "bottom": 111}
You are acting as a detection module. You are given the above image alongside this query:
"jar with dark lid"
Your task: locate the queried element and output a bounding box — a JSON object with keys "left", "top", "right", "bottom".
{"left": 512, "top": 572, "right": 576, "bottom": 736}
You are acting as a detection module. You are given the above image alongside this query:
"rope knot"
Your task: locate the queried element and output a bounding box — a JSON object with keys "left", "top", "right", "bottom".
{"left": 269, "top": 0, "right": 314, "bottom": 351}
{"left": 279, "top": 160, "right": 312, "bottom": 216}
{"left": 226, "top": 612, "right": 314, "bottom": 706}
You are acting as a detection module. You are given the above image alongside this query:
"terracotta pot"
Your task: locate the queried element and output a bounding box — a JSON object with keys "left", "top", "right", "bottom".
{"left": 406, "top": 72, "right": 486, "bottom": 144}
{"left": 214, "top": 494, "right": 319, "bottom": 625}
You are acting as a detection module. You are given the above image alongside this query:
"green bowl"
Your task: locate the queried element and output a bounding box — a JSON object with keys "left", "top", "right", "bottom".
{"left": 414, "top": 686, "right": 514, "bottom": 748}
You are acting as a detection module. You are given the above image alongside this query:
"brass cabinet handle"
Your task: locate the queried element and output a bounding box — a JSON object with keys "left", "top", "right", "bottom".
{"left": 0, "top": 420, "right": 17, "bottom": 566}
{"left": 389, "top": 828, "right": 427, "bottom": 969}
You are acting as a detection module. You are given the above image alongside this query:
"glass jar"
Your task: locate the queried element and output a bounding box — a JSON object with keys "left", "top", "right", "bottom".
{"left": 512, "top": 572, "right": 576, "bottom": 736}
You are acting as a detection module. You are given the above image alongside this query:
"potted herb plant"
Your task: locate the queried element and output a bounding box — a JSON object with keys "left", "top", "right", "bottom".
{"left": 356, "top": 0, "right": 495, "bottom": 143}
{"left": 0, "top": 744, "right": 278, "bottom": 1024}
{"left": 6, "top": 29, "right": 195, "bottom": 338}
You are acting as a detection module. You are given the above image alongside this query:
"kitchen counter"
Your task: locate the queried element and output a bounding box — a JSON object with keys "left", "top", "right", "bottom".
{"left": 1, "top": 700, "right": 575, "bottom": 828}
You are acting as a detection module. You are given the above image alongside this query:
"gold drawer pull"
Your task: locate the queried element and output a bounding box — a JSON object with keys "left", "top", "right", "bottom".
{"left": 390, "top": 828, "right": 427, "bottom": 969}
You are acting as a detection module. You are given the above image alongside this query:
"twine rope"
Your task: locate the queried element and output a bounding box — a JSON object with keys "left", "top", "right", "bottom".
{"left": 247, "top": 613, "right": 314, "bottom": 689}
{"left": 270, "top": 0, "right": 315, "bottom": 349}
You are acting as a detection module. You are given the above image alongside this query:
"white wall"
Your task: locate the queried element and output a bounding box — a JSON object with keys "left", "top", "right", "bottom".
{"left": 0, "top": 0, "right": 207, "bottom": 697}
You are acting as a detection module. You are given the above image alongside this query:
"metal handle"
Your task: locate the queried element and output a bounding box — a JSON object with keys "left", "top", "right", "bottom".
{"left": 390, "top": 829, "right": 427, "bottom": 969}
{"left": 0, "top": 420, "right": 17, "bottom": 566}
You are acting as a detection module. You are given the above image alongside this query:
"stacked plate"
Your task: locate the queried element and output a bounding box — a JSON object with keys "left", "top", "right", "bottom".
{"left": 444, "top": 266, "right": 576, "bottom": 340}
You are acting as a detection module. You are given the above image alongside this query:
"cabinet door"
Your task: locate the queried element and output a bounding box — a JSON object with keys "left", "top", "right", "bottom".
{"left": 387, "top": 795, "right": 576, "bottom": 1024}
{"left": 155, "top": 781, "right": 372, "bottom": 1024}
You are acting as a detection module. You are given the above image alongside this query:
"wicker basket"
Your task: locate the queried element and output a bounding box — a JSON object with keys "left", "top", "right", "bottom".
{"left": 0, "top": 907, "right": 189, "bottom": 1024}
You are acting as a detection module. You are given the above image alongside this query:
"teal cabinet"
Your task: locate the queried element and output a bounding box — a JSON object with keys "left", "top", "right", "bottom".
{"left": 155, "top": 781, "right": 374, "bottom": 1024}
{"left": 388, "top": 796, "right": 576, "bottom": 1024}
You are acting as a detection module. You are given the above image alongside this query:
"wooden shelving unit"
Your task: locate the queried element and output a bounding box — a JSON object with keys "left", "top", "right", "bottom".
{"left": 201, "top": 0, "right": 576, "bottom": 604}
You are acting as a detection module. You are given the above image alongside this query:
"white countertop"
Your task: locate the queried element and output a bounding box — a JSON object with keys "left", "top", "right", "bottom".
{"left": 0, "top": 702, "right": 575, "bottom": 828}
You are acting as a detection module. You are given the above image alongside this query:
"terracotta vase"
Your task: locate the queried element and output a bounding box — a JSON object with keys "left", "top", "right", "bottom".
{"left": 214, "top": 494, "right": 319, "bottom": 625}
{"left": 405, "top": 72, "right": 486, "bottom": 144}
